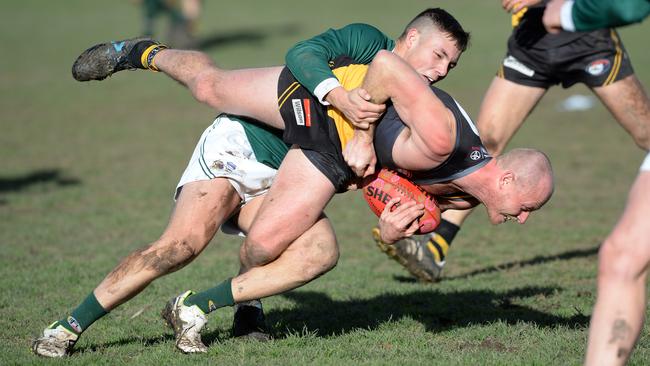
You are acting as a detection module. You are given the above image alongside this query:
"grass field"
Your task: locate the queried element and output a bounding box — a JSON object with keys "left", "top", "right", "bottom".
{"left": 2, "top": 1, "right": 650, "bottom": 364}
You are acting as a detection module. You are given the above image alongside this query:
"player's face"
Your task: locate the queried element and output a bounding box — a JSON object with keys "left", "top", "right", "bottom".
{"left": 485, "top": 183, "right": 547, "bottom": 225}
{"left": 402, "top": 28, "right": 462, "bottom": 84}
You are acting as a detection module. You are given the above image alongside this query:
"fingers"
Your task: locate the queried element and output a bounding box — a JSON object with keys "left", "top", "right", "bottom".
{"left": 350, "top": 120, "right": 371, "bottom": 130}
{"left": 353, "top": 88, "right": 386, "bottom": 113}
{"left": 404, "top": 217, "right": 421, "bottom": 237}
{"left": 363, "top": 164, "right": 376, "bottom": 178}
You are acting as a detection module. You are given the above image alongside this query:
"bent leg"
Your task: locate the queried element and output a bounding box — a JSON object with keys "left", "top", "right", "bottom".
{"left": 592, "top": 75, "right": 650, "bottom": 151}
{"left": 153, "top": 49, "right": 285, "bottom": 128}
{"left": 585, "top": 171, "right": 650, "bottom": 366}
{"left": 94, "top": 178, "right": 241, "bottom": 310}
{"left": 233, "top": 210, "right": 339, "bottom": 301}
{"left": 476, "top": 76, "right": 546, "bottom": 155}
{"left": 241, "top": 148, "right": 337, "bottom": 268}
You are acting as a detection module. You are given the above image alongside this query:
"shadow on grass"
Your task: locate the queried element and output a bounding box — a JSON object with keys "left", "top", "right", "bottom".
{"left": 0, "top": 169, "right": 80, "bottom": 194}
{"left": 197, "top": 23, "right": 300, "bottom": 50}
{"left": 248, "top": 286, "right": 589, "bottom": 339}
{"left": 74, "top": 334, "right": 174, "bottom": 355}
{"left": 443, "top": 246, "right": 600, "bottom": 282}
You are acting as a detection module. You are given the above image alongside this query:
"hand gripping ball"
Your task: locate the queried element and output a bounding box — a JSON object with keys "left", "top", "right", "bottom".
{"left": 363, "top": 169, "right": 441, "bottom": 234}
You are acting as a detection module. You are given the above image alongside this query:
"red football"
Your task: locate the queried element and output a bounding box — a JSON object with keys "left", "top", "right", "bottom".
{"left": 363, "top": 169, "right": 441, "bottom": 234}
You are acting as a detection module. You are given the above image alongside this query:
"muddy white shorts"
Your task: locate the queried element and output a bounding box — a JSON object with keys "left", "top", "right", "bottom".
{"left": 175, "top": 115, "right": 278, "bottom": 204}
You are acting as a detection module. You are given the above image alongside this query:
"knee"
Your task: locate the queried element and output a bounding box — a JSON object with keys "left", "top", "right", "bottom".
{"left": 597, "top": 235, "right": 645, "bottom": 283}
{"left": 480, "top": 131, "right": 505, "bottom": 156}
{"left": 296, "top": 238, "right": 340, "bottom": 282}
{"left": 242, "top": 235, "right": 285, "bottom": 267}
{"left": 191, "top": 70, "right": 223, "bottom": 108}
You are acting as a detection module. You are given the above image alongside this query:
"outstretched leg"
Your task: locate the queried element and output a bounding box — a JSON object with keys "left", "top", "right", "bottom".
{"left": 32, "top": 179, "right": 241, "bottom": 358}
{"left": 72, "top": 40, "right": 285, "bottom": 128}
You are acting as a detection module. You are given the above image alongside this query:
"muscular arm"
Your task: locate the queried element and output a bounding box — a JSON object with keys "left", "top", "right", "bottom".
{"left": 285, "top": 23, "right": 395, "bottom": 102}
{"left": 362, "top": 50, "right": 454, "bottom": 171}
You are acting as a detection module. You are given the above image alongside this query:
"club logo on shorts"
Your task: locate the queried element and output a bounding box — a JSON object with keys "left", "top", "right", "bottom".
{"left": 67, "top": 316, "right": 82, "bottom": 333}
{"left": 212, "top": 160, "right": 225, "bottom": 170}
{"left": 503, "top": 55, "right": 535, "bottom": 77}
{"left": 586, "top": 59, "right": 611, "bottom": 76}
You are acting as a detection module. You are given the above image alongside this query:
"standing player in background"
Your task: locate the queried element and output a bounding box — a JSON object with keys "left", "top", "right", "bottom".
{"left": 544, "top": 1, "right": 650, "bottom": 364}
{"left": 139, "top": 0, "right": 202, "bottom": 48}
{"left": 379, "top": 0, "right": 650, "bottom": 282}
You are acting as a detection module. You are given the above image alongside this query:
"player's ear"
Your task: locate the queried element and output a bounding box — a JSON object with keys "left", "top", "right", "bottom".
{"left": 499, "top": 171, "right": 515, "bottom": 189}
{"left": 405, "top": 28, "right": 419, "bottom": 47}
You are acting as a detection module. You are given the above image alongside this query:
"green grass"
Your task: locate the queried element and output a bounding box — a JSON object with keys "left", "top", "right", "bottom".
{"left": 2, "top": 0, "right": 650, "bottom": 364}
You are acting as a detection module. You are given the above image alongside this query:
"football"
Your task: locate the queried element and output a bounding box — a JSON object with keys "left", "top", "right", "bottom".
{"left": 363, "top": 169, "right": 441, "bottom": 234}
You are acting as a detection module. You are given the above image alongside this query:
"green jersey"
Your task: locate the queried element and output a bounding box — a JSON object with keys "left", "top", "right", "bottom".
{"left": 572, "top": 0, "right": 650, "bottom": 31}
{"left": 285, "top": 23, "right": 395, "bottom": 101}
{"left": 231, "top": 116, "right": 289, "bottom": 170}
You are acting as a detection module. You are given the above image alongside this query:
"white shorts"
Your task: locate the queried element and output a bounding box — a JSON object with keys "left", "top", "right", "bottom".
{"left": 175, "top": 115, "right": 278, "bottom": 235}
{"left": 641, "top": 152, "right": 650, "bottom": 172}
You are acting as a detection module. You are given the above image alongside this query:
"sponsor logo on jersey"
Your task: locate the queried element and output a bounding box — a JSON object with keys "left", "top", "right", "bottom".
{"left": 292, "top": 99, "right": 305, "bottom": 126}
{"left": 503, "top": 55, "right": 535, "bottom": 77}
{"left": 469, "top": 148, "right": 483, "bottom": 161}
{"left": 586, "top": 59, "right": 611, "bottom": 76}
{"left": 67, "top": 316, "right": 82, "bottom": 333}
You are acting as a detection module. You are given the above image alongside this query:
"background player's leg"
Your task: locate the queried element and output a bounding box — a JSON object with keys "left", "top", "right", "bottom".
{"left": 591, "top": 75, "right": 650, "bottom": 151}
{"left": 476, "top": 76, "right": 547, "bottom": 155}
{"left": 585, "top": 171, "right": 650, "bottom": 366}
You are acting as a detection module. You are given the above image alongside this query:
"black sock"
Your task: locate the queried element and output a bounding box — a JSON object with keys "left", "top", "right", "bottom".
{"left": 432, "top": 219, "right": 460, "bottom": 245}
{"left": 127, "top": 40, "right": 159, "bottom": 69}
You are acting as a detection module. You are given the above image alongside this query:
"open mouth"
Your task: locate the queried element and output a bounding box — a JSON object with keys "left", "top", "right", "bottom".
{"left": 503, "top": 214, "right": 518, "bottom": 223}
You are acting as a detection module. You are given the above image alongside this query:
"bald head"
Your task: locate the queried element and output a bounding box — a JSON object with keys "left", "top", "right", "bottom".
{"left": 496, "top": 148, "right": 555, "bottom": 208}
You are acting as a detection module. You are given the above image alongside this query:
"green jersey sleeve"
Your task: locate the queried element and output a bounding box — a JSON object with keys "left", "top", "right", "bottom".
{"left": 573, "top": 0, "right": 650, "bottom": 30}
{"left": 285, "top": 23, "right": 395, "bottom": 97}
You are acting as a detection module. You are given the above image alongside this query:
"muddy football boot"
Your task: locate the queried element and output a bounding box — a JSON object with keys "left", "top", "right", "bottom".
{"left": 72, "top": 37, "right": 163, "bottom": 81}
{"left": 32, "top": 322, "right": 78, "bottom": 358}
{"left": 372, "top": 227, "right": 445, "bottom": 282}
{"left": 161, "top": 290, "right": 208, "bottom": 353}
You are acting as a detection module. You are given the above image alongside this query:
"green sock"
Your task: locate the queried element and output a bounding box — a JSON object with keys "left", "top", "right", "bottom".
{"left": 184, "top": 278, "right": 235, "bottom": 314}
{"left": 57, "top": 292, "right": 108, "bottom": 335}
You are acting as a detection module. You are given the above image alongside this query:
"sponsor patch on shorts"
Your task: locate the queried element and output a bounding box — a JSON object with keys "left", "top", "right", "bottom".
{"left": 292, "top": 99, "right": 305, "bottom": 126}
{"left": 503, "top": 55, "right": 535, "bottom": 77}
{"left": 585, "top": 59, "right": 611, "bottom": 76}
